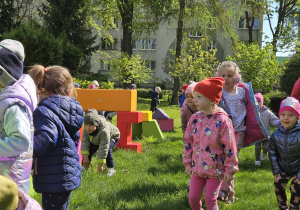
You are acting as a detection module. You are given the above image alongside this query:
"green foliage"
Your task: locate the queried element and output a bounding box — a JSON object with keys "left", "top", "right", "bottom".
{"left": 280, "top": 53, "right": 300, "bottom": 95}
{"left": 227, "top": 43, "right": 282, "bottom": 93}
{"left": 100, "top": 81, "right": 115, "bottom": 89}
{"left": 73, "top": 73, "right": 110, "bottom": 89}
{"left": 169, "top": 38, "right": 218, "bottom": 84}
{"left": 136, "top": 88, "right": 172, "bottom": 101}
{"left": 107, "top": 53, "right": 151, "bottom": 87}
{"left": 263, "top": 90, "right": 288, "bottom": 114}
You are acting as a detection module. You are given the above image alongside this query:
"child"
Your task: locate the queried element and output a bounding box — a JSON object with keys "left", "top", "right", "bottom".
{"left": 89, "top": 80, "right": 99, "bottom": 89}
{"left": 150, "top": 86, "right": 161, "bottom": 112}
{"left": 130, "top": 84, "right": 137, "bottom": 90}
{"left": 0, "top": 39, "right": 37, "bottom": 195}
{"left": 254, "top": 93, "right": 280, "bottom": 166}
{"left": 30, "top": 65, "right": 84, "bottom": 210}
{"left": 215, "top": 61, "right": 267, "bottom": 203}
{"left": 291, "top": 78, "right": 300, "bottom": 102}
{"left": 183, "top": 78, "right": 238, "bottom": 210}
{"left": 181, "top": 82, "right": 197, "bottom": 135}
{"left": 269, "top": 97, "right": 300, "bottom": 210}
{"left": 180, "top": 84, "right": 189, "bottom": 108}
{"left": 81, "top": 108, "right": 120, "bottom": 177}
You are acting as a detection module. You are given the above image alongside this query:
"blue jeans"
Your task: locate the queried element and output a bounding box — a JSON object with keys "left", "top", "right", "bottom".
{"left": 42, "top": 191, "right": 71, "bottom": 210}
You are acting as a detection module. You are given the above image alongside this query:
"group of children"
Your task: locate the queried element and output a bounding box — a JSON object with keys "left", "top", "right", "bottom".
{"left": 1, "top": 39, "right": 300, "bottom": 210}
{"left": 181, "top": 61, "right": 300, "bottom": 209}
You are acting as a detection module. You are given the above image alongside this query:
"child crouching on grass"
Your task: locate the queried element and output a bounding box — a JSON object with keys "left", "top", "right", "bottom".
{"left": 81, "top": 108, "right": 120, "bottom": 177}
{"left": 183, "top": 78, "right": 238, "bottom": 210}
{"left": 269, "top": 97, "right": 300, "bottom": 210}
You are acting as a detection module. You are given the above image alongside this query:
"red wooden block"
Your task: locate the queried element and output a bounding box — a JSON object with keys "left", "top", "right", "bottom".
{"left": 156, "top": 119, "right": 174, "bottom": 131}
{"left": 117, "top": 111, "right": 143, "bottom": 153}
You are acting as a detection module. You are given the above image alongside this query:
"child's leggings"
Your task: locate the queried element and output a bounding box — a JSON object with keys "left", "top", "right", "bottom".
{"left": 42, "top": 191, "right": 71, "bottom": 210}
{"left": 255, "top": 139, "right": 269, "bottom": 161}
{"left": 189, "top": 175, "right": 222, "bottom": 210}
{"left": 274, "top": 173, "right": 300, "bottom": 210}
{"left": 219, "top": 131, "right": 244, "bottom": 201}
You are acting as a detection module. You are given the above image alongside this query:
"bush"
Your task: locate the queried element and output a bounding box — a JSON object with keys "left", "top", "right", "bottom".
{"left": 280, "top": 54, "right": 300, "bottom": 95}
{"left": 136, "top": 88, "right": 173, "bottom": 101}
{"left": 263, "top": 90, "right": 287, "bottom": 114}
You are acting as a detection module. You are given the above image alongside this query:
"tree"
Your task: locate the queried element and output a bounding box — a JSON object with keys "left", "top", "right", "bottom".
{"left": 169, "top": 37, "right": 218, "bottom": 84}
{"left": 265, "top": 0, "right": 299, "bottom": 53}
{"left": 40, "top": 0, "right": 98, "bottom": 73}
{"left": 280, "top": 54, "right": 299, "bottom": 94}
{"left": 227, "top": 43, "right": 282, "bottom": 93}
{"left": 108, "top": 53, "right": 151, "bottom": 86}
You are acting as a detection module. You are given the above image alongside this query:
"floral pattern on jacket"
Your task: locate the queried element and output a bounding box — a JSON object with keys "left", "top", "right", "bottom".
{"left": 183, "top": 107, "right": 239, "bottom": 179}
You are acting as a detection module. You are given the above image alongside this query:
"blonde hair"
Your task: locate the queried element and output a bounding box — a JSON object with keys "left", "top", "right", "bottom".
{"left": 28, "top": 65, "right": 74, "bottom": 97}
{"left": 216, "top": 61, "right": 240, "bottom": 76}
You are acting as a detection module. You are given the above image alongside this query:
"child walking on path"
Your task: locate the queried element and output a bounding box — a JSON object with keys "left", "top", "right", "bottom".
{"left": 81, "top": 108, "right": 120, "bottom": 177}
{"left": 0, "top": 39, "right": 37, "bottom": 195}
{"left": 29, "top": 65, "right": 84, "bottom": 210}
{"left": 254, "top": 93, "right": 280, "bottom": 166}
{"left": 269, "top": 97, "right": 300, "bottom": 210}
{"left": 183, "top": 78, "right": 238, "bottom": 210}
{"left": 215, "top": 61, "right": 267, "bottom": 203}
{"left": 181, "top": 82, "right": 197, "bottom": 135}
{"left": 150, "top": 86, "right": 161, "bottom": 112}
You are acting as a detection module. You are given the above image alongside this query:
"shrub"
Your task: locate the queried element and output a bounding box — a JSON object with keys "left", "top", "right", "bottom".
{"left": 100, "top": 81, "right": 115, "bottom": 89}
{"left": 263, "top": 91, "right": 287, "bottom": 114}
{"left": 136, "top": 88, "right": 173, "bottom": 101}
{"left": 280, "top": 54, "right": 300, "bottom": 95}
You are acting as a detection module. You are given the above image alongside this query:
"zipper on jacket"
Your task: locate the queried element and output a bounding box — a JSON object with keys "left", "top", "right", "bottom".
{"left": 284, "top": 131, "right": 290, "bottom": 175}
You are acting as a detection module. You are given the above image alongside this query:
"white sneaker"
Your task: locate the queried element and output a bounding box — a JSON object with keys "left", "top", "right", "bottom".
{"left": 260, "top": 153, "right": 267, "bottom": 161}
{"left": 107, "top": 168, "right": 116, "bottom": 177}
{"left": 255, "top": 161, "right": 261, "bottom": 166}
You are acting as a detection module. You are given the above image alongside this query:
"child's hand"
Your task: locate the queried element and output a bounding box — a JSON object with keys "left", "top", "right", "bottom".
{"left": 97, "top": 164, "right": 104, "bottom": 173}
{"left": 223, "top": 174, "right": 235, "bottom": 183}
{"left": 185, "top": 167, "right": 192, "bottom": 175}
{"left": 83, "top": 156, "right": 90, "bottom": 170}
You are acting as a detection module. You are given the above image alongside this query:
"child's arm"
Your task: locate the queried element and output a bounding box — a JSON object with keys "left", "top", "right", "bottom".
{"left": 183, "top": 117, "right": 194, "bottom": 168}
{"left": 181, "top": 109, "right": 188, "bottom": 134}
{"left": 269, "top": 133, "right": 283, "bottom": 175}
{"left": 0, "top": 105, "right": 31, "bottom": 157}
{"left": 33, "top": 108, "right": 58, "bottom": 155}
{"left": 81, "top": 129, "right": 91, "bottom": 157}
{"left": 220, "top": 118, "right": 239, "bottom": 175}
{"left": 268, "top": 110, "right": 280, "bottom": 128}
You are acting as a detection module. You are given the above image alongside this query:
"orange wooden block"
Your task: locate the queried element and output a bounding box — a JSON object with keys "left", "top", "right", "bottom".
{"left": 76, "top": 89, "right": 137, "bottom": 111}
{"left": 142, "top": 111, "right": 152, "bottom": 121}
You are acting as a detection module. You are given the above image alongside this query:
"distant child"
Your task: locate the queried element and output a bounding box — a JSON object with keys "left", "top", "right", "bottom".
{"left": 181, "top": 82, "right": 197, "bottom": 135}
{"left": 183, "top": 78, "right": 238, "bottom": 210}
{"left": 81, "top": 108, "right": 120, "bottom": 177}
{"left": 150, "top": 86, "right": 161, "bottom": 112}
{"left": 29, "top": 65, "right": 84, "bottom": 210}
{"left": 254, "top": 93, "right": 280, "bottom": 166}
{"left": 269, "top": 97, "right": 300, "bottom": 210}
{"left": 180, "top": 84, "right": 189, "bottom": 108}
{"left": 130, "top": 84, "right": 137, "bottom": 90}
{"left": 215, "top": 61, "right": 267, "bottom": 203}
{"left": 0, "top": 39, "right": 37, "bottom": 194}
{"left": 89, "top": 80, "right": 99, "bottom": 89}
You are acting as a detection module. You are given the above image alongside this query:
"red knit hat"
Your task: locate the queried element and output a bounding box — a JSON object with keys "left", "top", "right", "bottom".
{"left": 193, "top": 77, "right": 225, "bottom": 105}
{"left": 182, "top": 84, "right": 188, "bottom": 92}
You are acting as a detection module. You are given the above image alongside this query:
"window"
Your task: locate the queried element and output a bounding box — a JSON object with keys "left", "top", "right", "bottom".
{"left": 239, "top": 18, "right": 259, "bottom": 29}
{"left": 146, "top": 61, "right": 156, "bottom": 71}
{"left": 188, "top": 31, "right": 202, "bottom": 37}
{"left": 139, "top": 39, "right": 156, "bottom": 50}
{"left": 100, "top": 61, "right": 110, "bottom": 70}
{"left": 207, "top": 41, "right": 216, "bottom": 51}
{"left": 132, "top": 40, "right": 137, "bottom": 50}
{"left": 101, "top": 38, "right": 117, "bottom": 50}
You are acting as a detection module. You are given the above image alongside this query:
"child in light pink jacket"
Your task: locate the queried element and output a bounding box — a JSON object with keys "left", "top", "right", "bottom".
{"left": 183, "top": 78, "right": 238, "bottom": 210}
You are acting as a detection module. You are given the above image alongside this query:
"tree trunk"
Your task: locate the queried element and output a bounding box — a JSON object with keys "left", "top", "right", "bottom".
{"left": 245, "top": 11, "right": 253, "bottom": 44}
{"left": 170, "top": 0, "right": 185, "bottom": 105}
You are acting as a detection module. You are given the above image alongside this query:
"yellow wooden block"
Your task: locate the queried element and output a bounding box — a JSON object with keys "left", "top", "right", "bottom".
{"left": 142, "top": 111, "right": 152, "bottom": 121}
{"left": 76, "top": 89, "right": 137, "bottom": 111}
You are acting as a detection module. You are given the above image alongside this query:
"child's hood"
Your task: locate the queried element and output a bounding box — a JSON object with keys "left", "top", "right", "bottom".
{"left": 0, "top": 74, "right": 37, "bottom": 112}
{"left": 84, "top": 108, "right": 107, "bottom": 128}
{"left": 38, "top": 95, "right": 84, "bottom": 133}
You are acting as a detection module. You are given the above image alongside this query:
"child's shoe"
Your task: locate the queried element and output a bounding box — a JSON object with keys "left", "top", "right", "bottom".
{"left": 107, "top": 168, "right": 116, "bottom": 177}
{"left": 260, "top": 153, "right": 267, "bottom": 161}
{"left": 255, "top": 161, "right": 261, "bottom": 166}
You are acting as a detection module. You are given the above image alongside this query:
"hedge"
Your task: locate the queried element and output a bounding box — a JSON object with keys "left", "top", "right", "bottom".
{"left": 262, "top": 91, "right": 288, "bottom": 115}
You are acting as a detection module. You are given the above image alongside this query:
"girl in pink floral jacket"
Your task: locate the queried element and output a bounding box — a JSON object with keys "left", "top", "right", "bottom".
{"left": 183, "top": 78, "right": 238, "bottom": 210}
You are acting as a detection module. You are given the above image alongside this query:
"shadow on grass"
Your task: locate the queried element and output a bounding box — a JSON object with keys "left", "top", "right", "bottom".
{"left": 148, "top": 154, "right": 184, "bottom": 175}
{"left": 238, "top": 158, "right": 271, "bottom": 172}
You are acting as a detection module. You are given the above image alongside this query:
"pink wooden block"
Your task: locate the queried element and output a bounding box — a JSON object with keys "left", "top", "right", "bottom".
{"left": 78, "top": 126, "right": 83, "bottom": 165}
{"left": 156, "top": 119, "right": 174, "bottom": 131}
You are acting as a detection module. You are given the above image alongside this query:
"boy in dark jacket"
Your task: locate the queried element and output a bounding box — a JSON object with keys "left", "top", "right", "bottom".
{"left": 81, "top": 108, "right": 120, "bottom": 176}
{"left": 269, "top": 97, "right": 300, "bottom": 210}
{"left": 150, "top": 86, "right": 161, "bottom": 112}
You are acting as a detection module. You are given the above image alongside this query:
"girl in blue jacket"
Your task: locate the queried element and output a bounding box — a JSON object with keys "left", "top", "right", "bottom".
{"left": 29, "top": 65, "right": 84, "bottom": 210}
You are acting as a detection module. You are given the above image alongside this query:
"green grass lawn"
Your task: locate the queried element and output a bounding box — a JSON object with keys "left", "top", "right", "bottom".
{"left": 31, "top": 99, "right": 281, "bottom": 209}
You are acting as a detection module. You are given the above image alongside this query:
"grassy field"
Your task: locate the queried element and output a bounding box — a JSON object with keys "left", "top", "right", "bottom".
{"left": 30, "top": 98, "right": 282, "bottom": 210}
